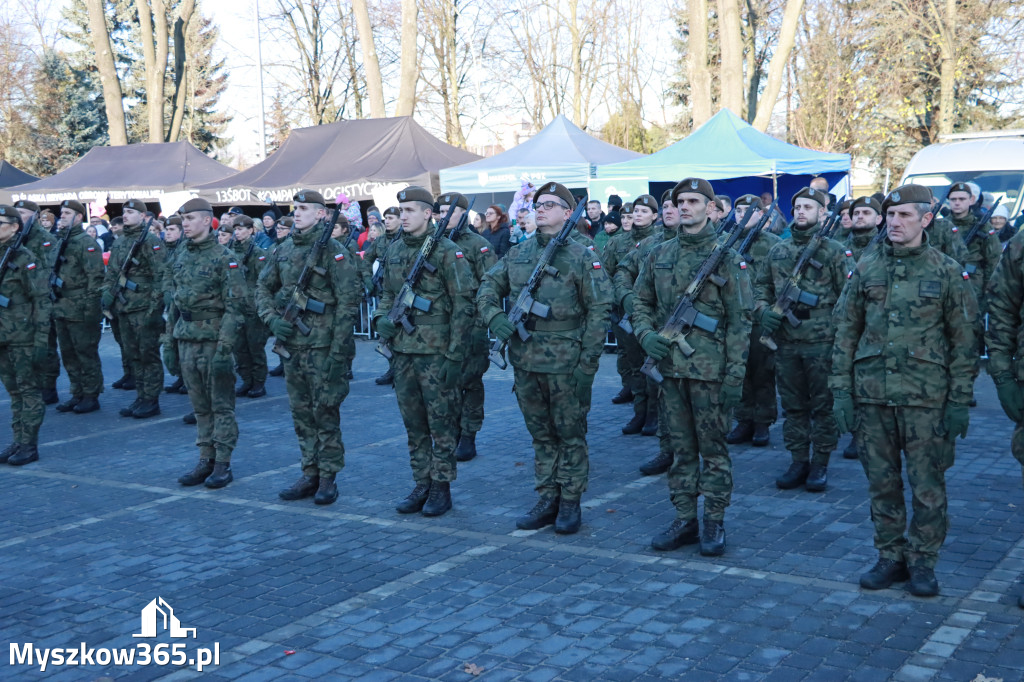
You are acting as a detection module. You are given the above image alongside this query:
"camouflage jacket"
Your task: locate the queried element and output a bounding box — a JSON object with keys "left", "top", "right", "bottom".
{"left": 449, "top": 228, "right": 497, "bottom": 327}
{"left": 985, "top": 229, "right": 1024, "bottom": 382}
{"left": 166, "top": 235, "right": 247, "bottom": 346}
{"left": 230, "top": 238, "right": 269, "bottom": 312}
{"left": 22, "top": 221, "right": 59, "bottom": 268}
{"left": 102, "top": 223, "right": 166, "bottom": 314}
{"left": 830, "top": 233, "right": 978, "bottom": 408}
{"left": 731, "top": 225, "right": 781, "bottom": 283}
{"left": 0, "top": 237, "right": 51, "bottom": 347}
{"left": 929, "top": 216, "right": 969, "bottom": 266}
{"left": 632, "top": 222, "right": 753, "bottom": 385}
{"left": 362, "top": 230, "right": 400, "bottom": 287}
{"left": 372, "top": 228, "right": 476, "bottom": 360}
{"left": 845, "top": 229, "right": 877, "bottom": 263}
{"left": 613, "top": 226, "right": 675, "bottom": 307}
{"left": 51, "top": 223, "right": 104, "bottom": 322}
{"left": 477, "top": 231, "right": 612, "bottom": 374}
{"left": 951, "top": 213, "right": 1001, "bottom": 296}
{"left": 603, "top": 222, "right": 657, "bottom": 277}
{"left": 256, "top": 221, "right": 362, "bottom": 353}
{"left": 753, "top": 223, "right": 855, "bottom": 345}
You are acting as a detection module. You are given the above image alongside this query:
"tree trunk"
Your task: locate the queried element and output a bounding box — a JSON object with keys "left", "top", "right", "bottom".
{"left": 167, "top": 0, "right": 195, "bottom": 142}
{"left": 86, "top": 0, "right": 128, "bottom": 145}
{"left": 742, "top": 0, "right": 759, "bottom": 122}
{"left": 717, "top": 0, "right": 744, "bottom": 115}
{"left": 937, "top": 0, "right": 956, "bottom": 136}
{"left": 688, "top": 0, "right": 712, "bottom": 128}
{"left": 396, "top": 0, "right": 418, "bottom": 116}
{"left": 352, "top": 0, "right": 384, "bottom": 117}
{"left": 135, "top": 0, "right": 169, "bottom": 142}
{"left": 752, "top": 0, "right": 804, "bottom": 132}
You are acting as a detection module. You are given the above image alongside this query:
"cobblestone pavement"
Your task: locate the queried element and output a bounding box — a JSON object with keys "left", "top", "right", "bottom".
{"left": 1, "top": 334, "right": 1022, "bottom": 681}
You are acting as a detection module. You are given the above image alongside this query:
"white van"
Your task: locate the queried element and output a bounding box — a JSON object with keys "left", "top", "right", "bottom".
{"left": 900, "top": 131, "right": 1024, "bottom": 217}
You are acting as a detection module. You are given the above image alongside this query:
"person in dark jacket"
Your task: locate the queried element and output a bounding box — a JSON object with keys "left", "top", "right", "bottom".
{"left": 482, "top": 205, "right": 513, "bottom": 259}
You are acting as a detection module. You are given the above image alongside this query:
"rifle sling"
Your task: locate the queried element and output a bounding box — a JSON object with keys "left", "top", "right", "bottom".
{"left": 524, "top": 318, "right": 580, "bottom": 332}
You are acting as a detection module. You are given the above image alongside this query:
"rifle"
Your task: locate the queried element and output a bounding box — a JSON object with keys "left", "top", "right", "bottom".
{"left": 736, "top": 201, "right": 779, "bottom": 259}
{"left": 714, "top": 206, "right": 739, "bottom": 235}
{"left": 271, "top": 207, "right": 340, "bottom": 359}
{"left": 449, "top": 196, "right": 477, "bottom": 241}
{"left": 0, "top": 210, "right": 37, "bottom": 309}
{"left": 48, "top": 222, "right": 75, "bottom": 301}
{"left": 370, "top": 232, "right": 399, "bottom": 293}
{"left": 639, "top": 205, "right": 760, "bottom": 383}
{"left": 103, "top": 216, "right": 153, "bottom": 320}
{"left": 961, "top": 203, "right": 998, "bottom": 275}
{"left": 375, "top": 205, "right": 458, "bottom": 360}
{"left": 488, "top": 197, "right": 588, "bottom": 370}
{"left": 758, "top": 201, "right": 844, "bottom": 351}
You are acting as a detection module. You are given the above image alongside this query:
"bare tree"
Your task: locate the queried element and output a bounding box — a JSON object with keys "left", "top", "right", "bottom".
{"left": 352, "top": 0, "right": 385, "bottom": 117}
{"left": 688, "top": 0, "right": 713, "bottom": 127}
{"left": 396, "top": 0, "right": 418, "bottom": 116}
{"left": 718, "top": 0, "right": 744, "bottom": 114}
{"left": 167, "top": 0, "right": 195, "bottom": 142}
{"left": 135, "top": 0, "right": 169, "bottom": 142}
{"left": 85, "top": 0, "right": 127, "bottom": 145}
{"left": 751, "top": 0, "right": 803, "bottom": 131}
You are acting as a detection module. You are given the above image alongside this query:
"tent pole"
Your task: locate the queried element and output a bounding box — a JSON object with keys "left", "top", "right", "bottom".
{"left": 255, "top": 0, "right": 267, "bottom": 161}
{"left": 772, "top": 161, "right": 778, "bottom": 200}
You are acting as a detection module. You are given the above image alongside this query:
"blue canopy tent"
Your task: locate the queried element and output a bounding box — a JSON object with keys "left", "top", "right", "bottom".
{"left": 596, "top": 109, "right": 851, "bottom": 216}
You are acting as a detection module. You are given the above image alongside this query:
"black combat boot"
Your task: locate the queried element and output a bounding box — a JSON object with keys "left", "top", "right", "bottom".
{"left": 639, "top": 451, "right": 672, "bottom": 476}
{"left": 859, "top": 558, "right": 909, "bottom": 590}
{"left": 699, "top": 518, "right": 726, "bottom": 556}
{"left": 7, "top": 445, "right": 39, "bottom": 466}
{"left": 279, "top": 475, "right": 319, "bottom": 501}
{"left": 374, "top": 367, "right": 394, "bottom": 385}
{"left": 805, "top": 463, "right": 828, "bottom": 492}
{"left": 622, "top": 411, "right": 645, "bottom": 435}
{"left": 56, "top": 396, "right": 82, "bottom": 413}
{"left": 516, "top": 496, "right": 559, "bottom": 530}
{"left": 269, "top": 363, "right": 284, "bottom": 377}
{"left": 73, "top": 396, "right": 100, "bottom": 414}
{"left": 41, "top": 387, "right": 59, "bottom": 405}
{"left": 1017, "top": 583, "right": 1024, "bottom": 609}
{"left": 1, "top": 443, "right": 21, "bottom": 463}
{"left": 204, "top": 462, "right": 233, "bottom": 489}
{"left": 182, "top": 412, "right": 197, "bottom": 424}
{"left": 235, "top": 382, "right": 253, "bottom": 397}
{"left": 641, "top": 403, "right": 658, "bottom": 436}
{"left": 776, "top": 461, "right": 810, "bottom": 489}
{"left": 119, "top": 399, "right": 142, "bottom": 417}
{"left": 165, "top": 377, "right": 184, "bottom": 393}
{"left": 314, "top": 473, "right": 339, "bottom": 505}
{"left": 455, "top": 432, "right": 477, "bottom": 462}
{"left": 651, "top": 517, "right": 699, "bottom": 551}
{"left": 345, "top": 370, "right": 353, "bottom": 380}
{"left": 247, "top": 382, "right": 266, "bottom": 398}
{"left": 907, "top": 565, "right": 939, "bottom": 597}
{"left": 421, "top": 481, "right": 452, "bottom": 517}
{"left": 843, "top": 436, "right": 859, "bottom": 459}
{"left": 611, "top": 387, "right": 634, "bottom": 404}
{"left": 396, "top": 482, "right": 431, "bottom": 513}
{"left": 178, "top": 458, "right": 214, "bottom": 486}
{"left": 112, "top": 373, "right": 131, "bottom": 389}
{"left": 751, "top": 423, "right": 770, "bottom": 447}
{"left": 554, "top": 498, "right": 581, "bottom": 534}
{"left": 726, "top": 421, "right": 754, "bottom": 444}
{"left": 132, "top": 399, "right": 161, "bottom": 419}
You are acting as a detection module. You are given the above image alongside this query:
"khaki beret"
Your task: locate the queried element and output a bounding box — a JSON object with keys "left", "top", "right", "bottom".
{"left": 534, "top": 182, "right": 576, "bottom": 211}
{"left": 166, "top": 214, "right": 182, "bottom": 226}
{"left": 437, "top": 192, "right": 468, "bottom": 210}
{"left": 180, "top": 198, "right": 214, "bottom": 214}
{"left": 734, "top": 194, "right": 762, "bottom": 208}
{"left": 883, "top": 184, "right": 933, "bottom": 210}
{"left": 278, "top": 217, "right": 294, "bottom": 228}
{"left": 633, "top": 194, "right": 658, "bottom": 211}
{"left": 396, "top": 186, "right": 434, "bottom": 206}
{"left": 621, "top": 202, "right": 633, "bottom": 215}
{"left": 61, "top": 199, "right": 87, "bottom": 217}
{"left": 0, "top": 205, "right": 22, "bottom": 225}
{"left": 839, "top": 199, "right": 854, "bottom": 213}
{"left": 383, "top": 207, "right": 400, "bottom": 218}
{"left": 334, "top": 214, "right": 350, "bottom": 229}
{"left": 234, "top": 215, "right": 255, "bottom": 229}
{"left": 123, "top": 199, "right": 148, "bottom": 212}
{"left": 850, "top": 196, "right": 882, "bottom": 215}
{"left": 660, "top": 189, "right": 673, "bottom": 205}
{"left": 947, "top": 182, "right": 973, "bottom": 198}
{"left": 14, "top": 199, "right": 39, "bottom": 212}
{"left": 293, "top": 189, "right": 326, "bottom": 206}
{"left": 791, "top": 187, "right": 829, "bottom": 209}
{"left": 671, "top": 177, "right": 716, "bottom": 204}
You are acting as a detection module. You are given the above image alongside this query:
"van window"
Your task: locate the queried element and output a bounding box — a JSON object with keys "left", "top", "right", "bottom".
{"left": 905, "top": 170, "right": 1024, "bottom": 213}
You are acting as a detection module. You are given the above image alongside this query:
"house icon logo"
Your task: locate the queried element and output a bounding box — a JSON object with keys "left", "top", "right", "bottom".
{"left": 133, "top": 597, "right": 197, "bottom": 639}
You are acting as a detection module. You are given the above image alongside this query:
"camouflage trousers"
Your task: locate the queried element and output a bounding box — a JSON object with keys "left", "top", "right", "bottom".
{"left": 734, "top": 324, "right": 778, "bottom": 425}
{"left": 119, "top": 309, "right": 164, "bottom": 400}
{"left": 513, "top": 368, "right": 590, "bottom": 500}
{"left": 233, "top": 314, "right": 270, "bottom": 385}
{"left": 55, "top": 316, "right": 104, "bottom": 398}
{"left": 110, "top": 316, "right": 131, "bottom": 377}
{"left": 180, "top": 340, "right": 237, "bottom": 462}
{"left": 43, "top": 320, "right": 59, "bottom": 390}
{"left": 1011, "top": 423, "right": 1024, "bottom": 488}
{"left": 393, "top": 352, "right": 458, "bottom": 484}
{"left": 661, "top": 378, "right": 732, "bottom": 521}
{"left": 615, "top": 324, "right": 652, "bottom": 418}
{"left": 0, "top": 344, "right": 44, "bottom": 445}
{"left": 457, "top": 327, "right": 489, "bottom": 435}
{"left": 284, "top": 346, "right": 348, "bottom": 476}
{"left": 858, "top": 404, "right": 951, "bottom": 569}
{"left": 776, "top": 342, "right": 838, "bottom": 463}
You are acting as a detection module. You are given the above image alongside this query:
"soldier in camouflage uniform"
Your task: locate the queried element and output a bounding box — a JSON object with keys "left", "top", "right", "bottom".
{"left": 985, "top": 225, "right": 1024, "bottom": 609}
{"left": 631, "top": 178, "right": 751, "bottom": 555}
{"left": 14, "top": 200, "right": 60, "bottom": 404}
{"left": 364, "top": 207, "right": 402, "bottom": 386}
{"left": 257, "top": 190, "right": 362, "bottom": 505}
{"left": 162, "top": 198, "right": 248, "bottom": 488}
{"left": 437, "top": 192, "right": 497, "bottom": 462}
{"left": 0, "top": 205, "right": 52, "bottom": 465}
{"left": 266, "top": 217, "right": 294, "bottom": 379}
{"left": 478, "top": 181, "right": 612, "bottom": 535}
{"left": 161, "top": 215, "right": 189, "bottom": 395}
{"left": 836, "top": 199, "right": 854, "bottom": 241}
{"left": 832, "top": 184, "right": 977, "bottom": 597}
{"left": 948, "top": 182, "right": 1001, "bottom": 350}
{"left": 374, "top": 186, "right": 475, "bottom": 517}
{"left": 755, "top": 187, "right": 856, "bottom": 492}
{"left": 101, "top": 199, "right": 166, "bottom": 419}
{"left": 724, "top": 195, "right": 782, "bottom": 449}
{"left": 229, "top": 216, "right": 270, "bottom": 398}
{"left": 51, "top": 200, "right": 105, "bottom": 415}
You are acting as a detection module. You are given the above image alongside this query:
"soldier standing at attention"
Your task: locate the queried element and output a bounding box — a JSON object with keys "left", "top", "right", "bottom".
{"left": 13, "top": 199, "right": 59, "bottom": 405}
{"left": 364, "top": 207, "right": 402, "bottom": 386}
{"left": 632, "top": 178, "right": 752, "bottom": 555}
{"left": 832, "top": 184, "right": 976, "bottom": 597}
{"left": 437, "top": 192, "right": 497, "bottom": 462}
{"left": 0, "top": 205, "right": 51, "bottom": 465}
{"left": 756, "top": 187, "right": 855, "bottom": 492}
{"left": 478, "top": 182, "right": 612, "bottom": 535}
{"left": 948, "top": 182, "right": 1001, "bottom": 346}
{"left": 51, "top": 200, "right": 105, "bottom": 414}
{"left": 163, "top": 199, "right": 247, "bottom": 489}
{"left": 229, "top": 216, "right": 270, "bottom": 399}
{"left": 256, "top": 191, "right": 362, "bottom": 505}
{"left": 162, "top": 215, "right": 188, "bottom": 395}
{"left": 101, "top": 199, "right": 166, "bottom": 419}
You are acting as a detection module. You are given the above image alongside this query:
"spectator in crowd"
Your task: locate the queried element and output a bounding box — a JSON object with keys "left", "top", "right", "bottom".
{"left": 585, "top": 200, "right": 605, "bottom": 238}
{"left": 482, "top": 204, "right": 513, "bottom": 259}
{"left": 519, "top": 211, "right": 538, "bottom": 240}
{"left": 607, "top": 194, "right": 623, "bottom": 213}
{"left": 471, "top": 212, "right": 485, "bottom": 235}
{"left": 256, "top": 211, "right": 277, "bottom": 248}
{"left": 509, "top": 180, "right": 536, "bottom": 219}
{"left": 993, "top": 204, "right": 1015, "bottom": 243}
{"left": 86, "top": 225, "right": 103, "bottom": 249}
{"left": 595, "top": 211, "right": 621, "bottom": 253}
{"left": 337, "top": 193, "right": 362, "bottom": 230}
{"left": 39, "top": 209, "right": 56, "bottom": 231}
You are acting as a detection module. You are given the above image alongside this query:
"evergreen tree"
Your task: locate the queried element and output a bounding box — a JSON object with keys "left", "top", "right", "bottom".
{"left": 179, "top": 12, "right": 231, "bottom": 155}
{"left": 266, "top": 91, "right": 291, "bottom": 155}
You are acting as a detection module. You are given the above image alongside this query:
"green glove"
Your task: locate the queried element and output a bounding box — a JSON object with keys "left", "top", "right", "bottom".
{"left": 640, "top": 331, "right": 672, "bottom": 360}
{"left": 571, "top": 365, "right": 595, "bottom": 403}
{"left": 31, "top": 345, "right": 48, "bottom": 371}
{"left": 720, "top": 381, "right": 742, "bottom": 411}
{"left": 759, "top": 308, "right": 784, "bottom": 334}
{"left": 488, "top": 313, "right": 515, "bottom": 341}
{"left": 832, "top": 389, "right": 855, "bottom": 434}
{"left": 268, "top": 316, "right": 294, "bottom": 342}
{"left": 439, "top": 357, "right": 461, "bottom": 390}
{"left": 101, "top": 291, "right": 115, "bottom": 310}
{"left": 943, "top": 401, "right": 969, "bottom": 442}
{"left": 324, "top": 354, "right": 351, "bottom": 404}
{"left": 375, "top": 316, "right": 397, "bottom": 340}
{"left": 994, "top": 375, "right": 1024, "bottom": 423}
{"left": 622, "top": 293, "right": 636, "bottom": 316}
{"left": 212, "top": 344, "right": 234, "bottom": 373}
{"left": 162, "top": 344, "right": 180, "bottom": 377}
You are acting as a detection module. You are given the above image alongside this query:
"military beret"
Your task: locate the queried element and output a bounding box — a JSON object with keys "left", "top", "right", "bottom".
{"left": 734, "top": 194, "right": 762, "bottom": 208}
{"left": 621, "top": 202, "right": 633, "bottom": 215}
{"left": 0, "top": 205, "right": 22, "bottom": 225}
{"left": 396, "top": 186, "right": 434, "bottom": 206}
{"left": 883, "top": 184, "right": 933, "bottom": 210}
{"left": 334, "top": 214, "right": 350, "bottom": 229}
{"left": 633, "top": 194, "right": 658, "bottom": 211}
{"left": 850, "top": 196, "right": 882, "bottom": 215}
{"left": 180, "top": 197, "right": 214, "bottom": 214}
{"left": 293, "top": 189, "right": 326, "bottom": 206}
{"left": 123, "top": 199, "right": 148, "bottom": 212}
{"left": 436, "top": 192, "right": 468, "bottom": 210}
{"left": 791, "top": 187, "right": 829, "bottom": 209}
{"left": 61, "top": 199, "right": 87, "bottom": 217}
{"left": 947, "top": 182, "right": 973, "bottom": 198}
{"left": 713, "top": 199, "right": 725, "bottom": 213}
{"left": 166, "top": 214, "right": 183, "bottom": 226}
{"left": 661, "top": 189, "right": 674, "bottom": 205}
{"left": 671, "top": 177, "right": 716, "bottom": 203}
{"left": 14, "top": 199, "right": 39, "bottom": 212}
{"left": 278, "top": 217, "right": 294, "bottom": 227}
{"left": 534, "top": 182, "right": 576, "bottom": 211}
{"left": 839, "top": 199, "right": 854, "bottom": 212}
{"left": 383, "top": 207, "right": 400, "bottom": 218}
{"left": 234, "top": 215, "right": 255, "bottom": 229}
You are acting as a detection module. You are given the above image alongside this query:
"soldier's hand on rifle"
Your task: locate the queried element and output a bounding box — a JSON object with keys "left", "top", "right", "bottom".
{"left": 622, "top": 293, "right": 636, "bottom": 315}
{"left": 488, "top": 313, "right": 515, "bottom": 341}
{"left": 571, "top": 365, "right": 595, "bottom": 402}
{"left": 374, "top": 316, "right": 397, "bottom": 340}
{"left": 832, "top": 390, "right": 855, "bottom": 433}
{"left": 162, "top": 343, "right": 180, "bottom": 377}
{"left": 942, "top": 401, "right": 969, "bottom": 442}
{"left": 639, "top": 331, "right": 671, "bottom": 361}
{"left": 759, "top": 308, "right": 783, "bottom": 334}
{"left": 101, "top": 291, "right": 114, "bottom": 310}
{"left": 994, "top": 374, "right": 1024, "bottom": 423}
{"left": 720, "top": 380, "right": 742, "bottom": 411}
{"left": 268, "top": 316, "right": 295, "bottom": 342}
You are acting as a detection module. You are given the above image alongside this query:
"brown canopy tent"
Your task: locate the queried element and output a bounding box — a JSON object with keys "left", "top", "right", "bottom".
{"left": 0, "top": 161, "right": 39, "bottom": 203}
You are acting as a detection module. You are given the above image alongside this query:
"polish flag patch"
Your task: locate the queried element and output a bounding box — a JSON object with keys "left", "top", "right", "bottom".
{"left": 26, "top": 263, "right": 36, "bottom": 270}
{"left": 153, "top": 244, "right": 161, "bottom": 250}
{"left": 480, "top": 246, "right": 489, "bottom": 253}
{"left": 455, "top": 251, "right": 464, "bottom": 259}
{"left": 844, "top": 250, "right": 853, "bottom": 257}
{"left": 228, "top": 262, "right": 239, "bottom": 269}
{"left": 334, "top": 253, "right": 345, "bottom": 261}
{"left": 258, "top": 256, "right": 266, "bottom": 261}
{"left": 989, "top": 229, "right": 997, "bottom": 235}
{"left": 87, "top": 247, "right": 96, "bottom": 252}
{"left": 739, "top": 261, "right": 748, "bottom": 270}
{"left": 962, "top": 271, "right": 970, "bottom": 280}
{"left": 593, "top": 262, "right": 602, "bottom": 269}
{"left": 42, "top": 241, "right": 51, "bottom": 247}
{"left": 847, "top": 270, "right": 853, "bottom": 279}
{"left": 588, "top": 245, "right": 595, "bottom": 251}
{"left": 951, "top": 227, "right": 958, "bottom": 233}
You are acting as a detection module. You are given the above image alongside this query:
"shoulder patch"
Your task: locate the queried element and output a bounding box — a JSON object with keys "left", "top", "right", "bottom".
{"left": 844, "top": 250, "right": 853, "bottom": 257}
{"left": 153, "top": 244, "right": 161, "bottom": 250}
{"left": 26, "top": 262, "right": 36, "bottom": 270}
{"left": 847, "top": 270, "right": 853, "bottom": 279}
{"left": 42, "top": 241, "right": 51, "bottom": 247}
{"left": 334, "top": 253, "right": 345, "bottom": 261}
{"left": 989, "top": 229, "right": 996, "bottom": 235}
{"left": 739, "top": 261, "right": 748, "bottom": 270}
{"left": 87, "top": 247, "right": 96, "bottom": 252}
{"left": 228, "top": 261, "right": 239, "bottom": 269}
{"left": 480, "top": 246, "right": 489, "bottom": 253}
{"left": 962, "top": 271, "right": 970, "bottom": 280}
{"left": 592, "top": 261, "right": 602, "bottom": 269}
{"left": 951, "top": 227, "right": 958, "bottom": 233}
{"left": 258, "top": 255, "right": 266, "bottom": 261}
{"left": 455, "top": 251, "right": 464, "bottom": 259}
{"left": 588, "top": 245, "right": 595, "bottom": 251}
